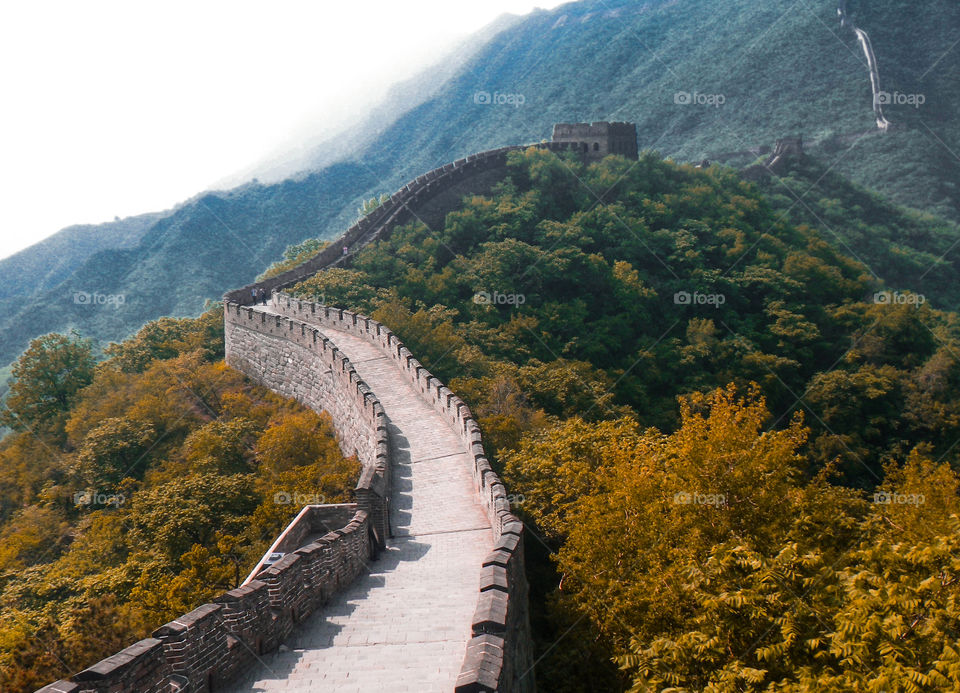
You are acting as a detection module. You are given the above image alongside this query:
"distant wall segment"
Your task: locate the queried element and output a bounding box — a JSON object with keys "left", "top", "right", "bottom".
{"left": 223, "top": 135, "right": 637, "bottom": 308}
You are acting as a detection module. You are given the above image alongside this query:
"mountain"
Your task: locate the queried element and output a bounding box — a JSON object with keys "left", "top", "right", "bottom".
{"left": 223, "top": 12, "right": 527, "bottom": 186}
{"left": 2, "top": 0, "right": 958, "bottom": 364}
{"left": 345, "top": 0, "right": 959, "bottom": 220}
{"left": 0, "top": 163, "right": 378, "bottom": 364}
{"left": 0, "top": 213, "right": 163, "bottom": 304}
{"left": 749, "top": 153, "right": 960, "bottom": 310}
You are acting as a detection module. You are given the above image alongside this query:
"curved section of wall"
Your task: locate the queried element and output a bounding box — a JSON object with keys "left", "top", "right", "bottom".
{"left": 224, "top": 141, "right": 583, "bottom": 307}
{"left": 270, "top": 292, "right": 535, "bottom": 693}
{"left": 223, "top": 302, "right": 392, "bottom": 544}
{"left": 39, "top": 141, "right": 565, "bottom": 693}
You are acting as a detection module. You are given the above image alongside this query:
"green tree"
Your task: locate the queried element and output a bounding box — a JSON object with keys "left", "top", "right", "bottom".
{"left": 182, "top": 418, "right": 255, "bottom": 474}
{"left": 74, "top": 417, "right": 155, "bottom": 490}
{"left": 129, "top": 473, "right": 259, "bottom": 562}
{"left": 1, "top": 333, "right": 95, "bottom": 434}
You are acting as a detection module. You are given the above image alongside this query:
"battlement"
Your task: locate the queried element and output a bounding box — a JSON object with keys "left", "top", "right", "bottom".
{"left": 551, "top": 121, "right": 639, "bottom": 161}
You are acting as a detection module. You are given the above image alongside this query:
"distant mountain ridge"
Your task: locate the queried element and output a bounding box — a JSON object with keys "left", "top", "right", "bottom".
{"left": 1, "top": 0, "right": 957, "bottom": 365}
{"left": 0, "top": 213, "right": 164, "bottom": 302}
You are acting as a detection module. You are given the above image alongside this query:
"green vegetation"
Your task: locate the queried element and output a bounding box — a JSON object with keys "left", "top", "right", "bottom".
{"left": 0, "top": 308, "right": 360, "bottom": 692}
{"left": 5, "top": 0, "right": 960, "bottom": 375}
{"left": 368, "top": 0, "right": 960, "bottom": 224}
{"left": 0, "top": 162, "right": 378, "bottom": 365}
{"left": 751, "top": 155, "right": 960, "bottom": 311}
{"left": 288, "top": 148, "right": 960, "bottom": 690}
{"left": 257, "top": 237, "right": 329, "bottom": 280}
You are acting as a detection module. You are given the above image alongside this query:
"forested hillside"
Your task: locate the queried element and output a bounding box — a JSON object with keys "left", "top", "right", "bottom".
{"left": 751, "top": 155, "right": 960, "bottom": 311}
{"left": 0, "top": 310, "right": 359, "bottom": 692}
{"left": 0, "top": 212, "right": 163, "bottom": 304}
{"left": 3, "top": 0, "right": 958, "bottom": 370}
{"left": 288, "top": 148, "right": 960, "bottom": 690}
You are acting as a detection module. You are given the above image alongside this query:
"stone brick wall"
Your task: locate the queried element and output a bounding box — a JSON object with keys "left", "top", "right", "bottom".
{"left": 551, "top": 121, "right": 639, "bottom": 161}
{"left": 271, "top": 293, "right": 535, "bottom": 693}
{"left": 36, "top": 511, "right": 375, "bottom": 693}
{"left": 35, "top": 309, "right": 387, "bottom": 693}
{"left": 242, "top": 503, "right": 361, "bottom": 584}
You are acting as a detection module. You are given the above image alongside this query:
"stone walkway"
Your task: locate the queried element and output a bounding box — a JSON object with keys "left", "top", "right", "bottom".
{"left": 224, "top": 307, "right": 493, "bottom": 692}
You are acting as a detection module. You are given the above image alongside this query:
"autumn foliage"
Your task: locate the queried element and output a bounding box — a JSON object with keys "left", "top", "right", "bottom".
{"left": 0, "top": 308, "right": 359, "bottom": 691}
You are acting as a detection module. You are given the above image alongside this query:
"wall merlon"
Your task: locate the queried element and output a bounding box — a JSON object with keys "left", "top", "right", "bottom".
{"left": 73, "top": 638, "right": 164, "bottom": 680}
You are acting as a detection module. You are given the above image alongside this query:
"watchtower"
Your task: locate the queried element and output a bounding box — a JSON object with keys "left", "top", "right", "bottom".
{"left": 551, "top": 121, "right": 639, "bottom": 162}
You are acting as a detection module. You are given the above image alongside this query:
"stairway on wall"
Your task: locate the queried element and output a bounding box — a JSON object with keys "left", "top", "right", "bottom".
{"left": 224, "top": 303, "right": 494, "bottom": 692}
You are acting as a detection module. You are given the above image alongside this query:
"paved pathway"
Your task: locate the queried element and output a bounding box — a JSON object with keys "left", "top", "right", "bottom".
{"left": 225, "top": 305, "right": 492, "bottom": 692}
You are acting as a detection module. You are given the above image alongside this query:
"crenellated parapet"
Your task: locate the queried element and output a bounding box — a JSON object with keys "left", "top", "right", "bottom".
{"left": 36, "top": 305, "right": 389, "bottom": 693}
{"left": 36, "top": 510, "right": 376, "bottom": 692}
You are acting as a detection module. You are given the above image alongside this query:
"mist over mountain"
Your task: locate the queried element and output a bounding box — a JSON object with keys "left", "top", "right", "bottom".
{"left": 1, "top": 0, "right": 957, "bottom": 365}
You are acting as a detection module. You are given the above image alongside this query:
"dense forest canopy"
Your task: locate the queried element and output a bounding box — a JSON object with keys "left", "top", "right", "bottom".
{"left": 0, "top": 309, "right": 360, "bottom": 692}
{"left": 287, "top": 148, "right": 960, "bottom": 690}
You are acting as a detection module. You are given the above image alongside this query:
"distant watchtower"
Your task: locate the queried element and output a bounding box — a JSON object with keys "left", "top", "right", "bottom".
{"left": 552, "top": 121, "right": 639, "bottom": 162}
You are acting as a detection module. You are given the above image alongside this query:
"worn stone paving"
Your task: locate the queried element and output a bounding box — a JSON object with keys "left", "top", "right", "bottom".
{"left": 224, "top": 305, "right": 492, "bottom": 692}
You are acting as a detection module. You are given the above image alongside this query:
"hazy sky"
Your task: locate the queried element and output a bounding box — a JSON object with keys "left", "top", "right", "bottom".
{"left": 0, "top": 0, "right": 564, "bottom": 260}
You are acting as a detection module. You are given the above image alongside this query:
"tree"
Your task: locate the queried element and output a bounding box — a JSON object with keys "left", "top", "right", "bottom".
{"left": 257, "top": 238, "right": 329, "bottom": 280}
{"left": 129, "top": 473, "right": 259, "bottom": 562}
{"left": 182, "top": 418, "right": 255, "bottom": 474}
{"left": 74, "top": 417, "right": 155, "bottom": 490}
{"left": 1, "top": 333, "right": 94, "bottom": 434}
{"left": 102, "top": 308, "right": 225, "bottom": 373}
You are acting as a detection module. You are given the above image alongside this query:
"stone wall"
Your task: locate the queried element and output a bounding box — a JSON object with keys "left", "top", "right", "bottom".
{"left": 552, "top": 121, "right": 639, "bottom": 161}
{"left": 36, "top": 512, "right": 374, "bottom": 693}
{"left": 223, "top": 302, "right": 392, "bottom": 545}
{"left": 242, "top": 503, "right": 361, "bottom": 584}
{"left": 223, "top": 141, "right": 588, "bottom": 308}
{"left": 270, "top": 293, "right": 535, "bottom": 693}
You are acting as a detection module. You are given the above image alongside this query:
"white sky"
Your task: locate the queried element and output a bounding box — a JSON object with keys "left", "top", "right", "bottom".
{"left": 0, "top": 0, "right": 564, "bottom": 260}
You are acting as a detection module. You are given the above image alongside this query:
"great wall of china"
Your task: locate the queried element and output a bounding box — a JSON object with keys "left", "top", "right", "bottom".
{"left": 37, "top": 123, "right": 638, "bottom": 693}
